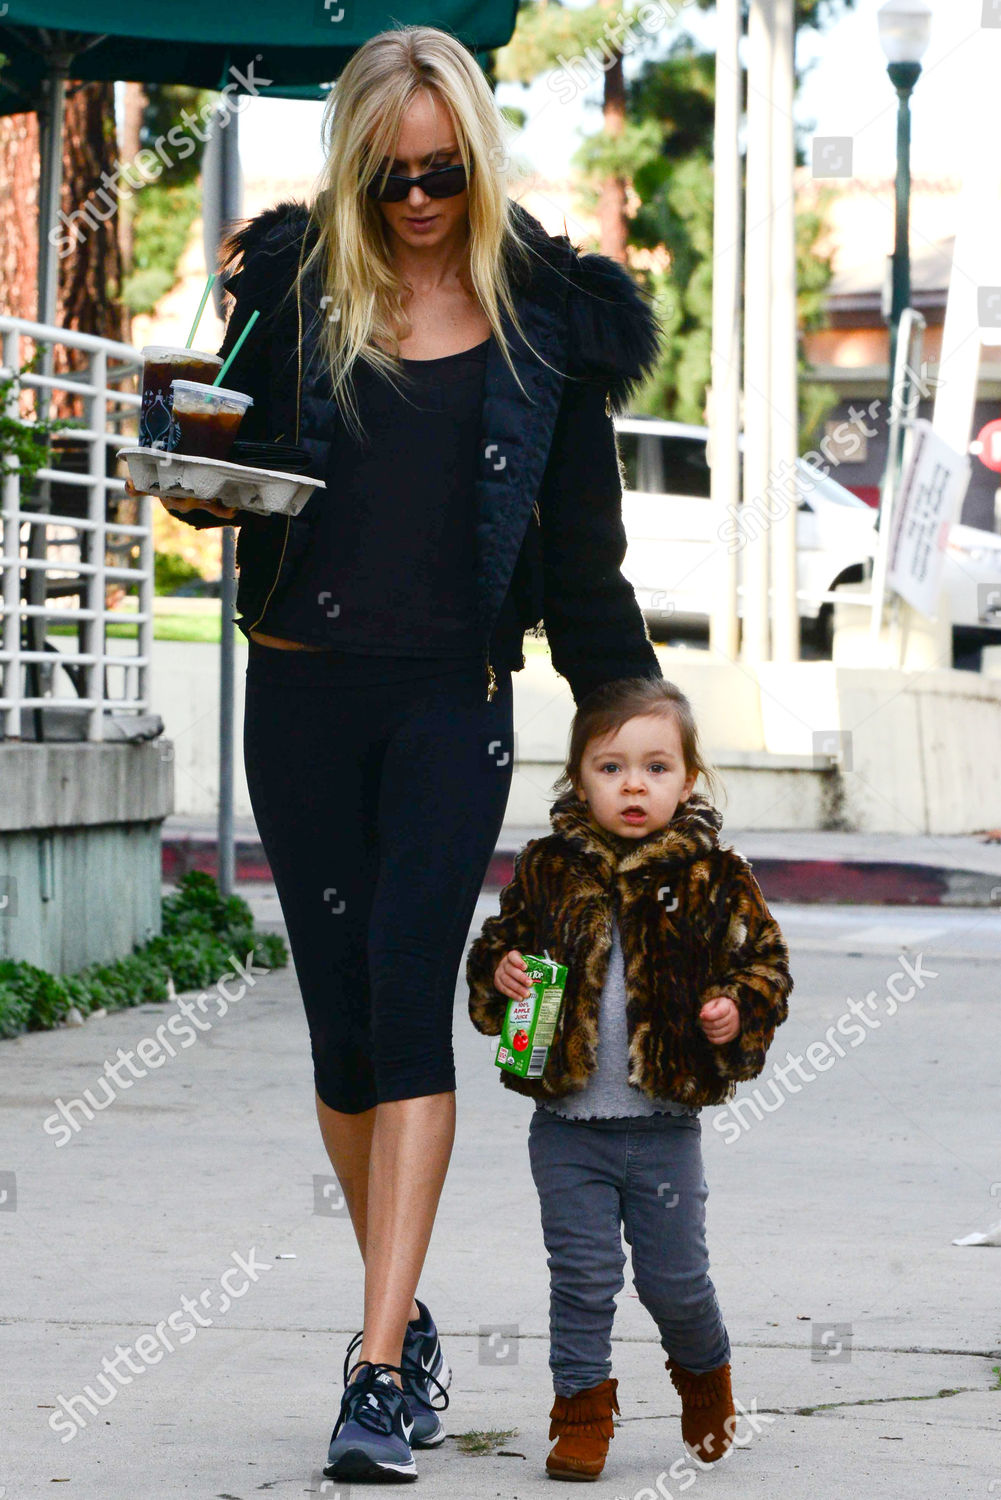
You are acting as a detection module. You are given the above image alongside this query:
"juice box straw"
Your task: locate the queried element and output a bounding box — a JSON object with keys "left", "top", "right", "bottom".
{"left": 185, "top": 274, "right": 216, "bottom": 349}
{"left": 213, "top": 308, "right": 260, "bottom": 387}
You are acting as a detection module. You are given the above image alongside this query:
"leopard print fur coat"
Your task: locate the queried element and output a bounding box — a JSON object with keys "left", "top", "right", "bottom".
{"left": 466, "top": 789, "right": 793, "bottom": 1108}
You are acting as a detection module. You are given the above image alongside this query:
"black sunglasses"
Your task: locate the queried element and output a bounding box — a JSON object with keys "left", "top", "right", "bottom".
{"left": 364, "top": 160, "right": 472, "bottom": 203}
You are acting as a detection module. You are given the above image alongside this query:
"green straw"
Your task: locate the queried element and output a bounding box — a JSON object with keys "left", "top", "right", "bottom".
{"left": 213, "top": 308, "right": 260, "bottom": 387}
{"left": 185, "top": 274, "right": 216, "bottom": 348}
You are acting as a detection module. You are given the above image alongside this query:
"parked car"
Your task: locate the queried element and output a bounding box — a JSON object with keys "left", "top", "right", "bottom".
{"left": 614, "top": 416, "right": 1001, "bottom": 657}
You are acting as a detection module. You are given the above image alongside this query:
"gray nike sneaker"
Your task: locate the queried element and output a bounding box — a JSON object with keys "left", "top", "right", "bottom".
{"left": 324, "top": 1361, "right": 417, "bottom": 1483}
{"left": 341, "top": 1302, "right": 451, "bottom": 1450}
{"left": 400, "top": 1299, "right": 451, "bottom": 1447}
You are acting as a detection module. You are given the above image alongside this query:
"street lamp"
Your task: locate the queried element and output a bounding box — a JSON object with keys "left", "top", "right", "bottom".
{"left": 867, "top": 0, "right": 932, "bottom": 650}
{"left": 877, "top": 0, "right": 932, "bottom": 419}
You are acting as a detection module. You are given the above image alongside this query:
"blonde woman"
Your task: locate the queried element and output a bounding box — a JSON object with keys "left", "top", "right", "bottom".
{"left": 158, "top": 23, "right": 663, "bottom": 1483}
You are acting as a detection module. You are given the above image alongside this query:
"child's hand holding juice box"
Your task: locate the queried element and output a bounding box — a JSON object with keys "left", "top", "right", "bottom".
{"left": 492, "top": 948, "right": 568, "bottom": 1081}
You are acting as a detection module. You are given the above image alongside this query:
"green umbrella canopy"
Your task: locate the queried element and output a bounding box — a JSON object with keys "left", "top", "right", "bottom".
{"left": 0, "top": 2, "right": 512, "bottom": 110}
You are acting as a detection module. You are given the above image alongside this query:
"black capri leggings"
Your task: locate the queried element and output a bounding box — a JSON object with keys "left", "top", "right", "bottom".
{"left": 243, "top": 639, "right": 515, "bottom": 1113}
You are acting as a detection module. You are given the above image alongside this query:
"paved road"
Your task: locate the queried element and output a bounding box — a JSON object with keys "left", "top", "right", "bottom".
{"left": 4, "top": 898, "right": 999, "bottom": 1497}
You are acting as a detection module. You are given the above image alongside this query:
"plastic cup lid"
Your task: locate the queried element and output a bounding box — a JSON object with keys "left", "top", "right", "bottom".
{"left": 169, "top": 379, "right": 253, "bottom": 406}
{"left": 141, "top": 346, "right": 223, "bottom": 362}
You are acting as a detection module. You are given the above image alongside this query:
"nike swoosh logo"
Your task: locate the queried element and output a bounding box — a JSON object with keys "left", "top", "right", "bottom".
{"left": 401, "top": 1416, "right": 414, "bottom": 1441}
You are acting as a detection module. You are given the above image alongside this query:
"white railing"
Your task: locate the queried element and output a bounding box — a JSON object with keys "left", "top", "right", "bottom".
{"left": 0, "top": 316, "right": 153, "bottom": 741}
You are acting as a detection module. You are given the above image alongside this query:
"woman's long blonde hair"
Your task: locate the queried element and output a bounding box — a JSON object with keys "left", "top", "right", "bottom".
{"left": 285, "top": 24, "right": 542, "bottom": 441}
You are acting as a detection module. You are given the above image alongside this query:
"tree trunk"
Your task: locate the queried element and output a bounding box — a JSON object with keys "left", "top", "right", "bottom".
{"left": 0, "top": 81, "right": 126, "bottom": 416}
{"left": 60, "top": 81, "right": 126, "bottom": 346}
{"left": 118, "top": 81, "right": 146, "bottom": 346}
{"left": 0, "top": 111, "right": 40, "bottom": 323}
{"left": 598, "top": 49, "right": 628, "bottom": 263}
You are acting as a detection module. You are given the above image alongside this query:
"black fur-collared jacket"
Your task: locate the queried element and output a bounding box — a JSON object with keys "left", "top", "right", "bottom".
{"left": 170, "top": 197, "right": 665, "bottom": 705}
{"left": 466, "top": 790, "right": 794, "bottom": 1108}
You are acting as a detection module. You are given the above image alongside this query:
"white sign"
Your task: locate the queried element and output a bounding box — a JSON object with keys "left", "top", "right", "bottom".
{"left": 886, "top": 419, "right": 970, "bottom": 618}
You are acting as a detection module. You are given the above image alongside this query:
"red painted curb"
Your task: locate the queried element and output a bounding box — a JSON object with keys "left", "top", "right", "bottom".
{"left": 162, "top": 838, "right": 998, "bottom": 907}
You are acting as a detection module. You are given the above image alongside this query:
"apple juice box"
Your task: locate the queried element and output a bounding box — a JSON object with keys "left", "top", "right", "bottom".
{"left": 495, "top": 951, "right": 568, "bottom": 1080}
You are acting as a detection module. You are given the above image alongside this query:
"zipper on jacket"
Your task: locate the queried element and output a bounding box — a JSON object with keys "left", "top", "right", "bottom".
{"left": 246, "top": 513, "right": 291, "bottom": 633}
{"left": 481, "top": 500, "right": 541, "bottom": 698}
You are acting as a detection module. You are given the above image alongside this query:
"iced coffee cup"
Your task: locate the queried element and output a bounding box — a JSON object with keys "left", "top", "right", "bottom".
{"left": 169, "top": 380, "right": 254, "bottom": 462}
{"left": 139, "top": 346, "right": 223, "bottom": 449}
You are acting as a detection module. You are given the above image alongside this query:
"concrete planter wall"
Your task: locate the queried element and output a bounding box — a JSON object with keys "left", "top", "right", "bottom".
{"left": 0, "top": 741, "right": 173, "bottom": 973}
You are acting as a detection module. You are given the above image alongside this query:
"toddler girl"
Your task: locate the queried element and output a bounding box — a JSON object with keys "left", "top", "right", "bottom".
{"left": 466, "top": 675, "right": 793, "bottom": 1480}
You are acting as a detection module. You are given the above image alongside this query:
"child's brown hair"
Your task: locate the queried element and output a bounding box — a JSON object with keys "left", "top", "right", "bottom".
{"left": 551, "top": 676, "right": 726, "bottom": 809}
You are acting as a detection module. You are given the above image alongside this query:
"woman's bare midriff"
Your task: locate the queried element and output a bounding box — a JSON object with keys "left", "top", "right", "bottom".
{"left": 248, "top": 630, "right": 330, "bottom": 651}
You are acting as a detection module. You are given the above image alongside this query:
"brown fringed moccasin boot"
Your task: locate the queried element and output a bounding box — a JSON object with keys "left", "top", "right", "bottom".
{"left": 545, "top": 1376, "right": 620, "bottom": 1481}
{"left": 665, "top": 1358, "right": 735, "bottom": 1463}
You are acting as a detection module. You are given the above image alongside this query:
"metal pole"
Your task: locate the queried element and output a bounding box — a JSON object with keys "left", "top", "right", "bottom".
{"left": 86, "top": 345, "right": 108, "bottom": 740}
{"left": 33, "top": 59, "right": 73, "bottom": 712}
{"left": 741, "top": 0, "right": 775, "bottom": 663}
{"left": 708, "top": 0, "right": 742, "bottom": 662}
{"left": 36, "top": 56, "right": 71, "bottom": 332}
{"left": 769, "top": 0, "right": 799, "bottom": 662}
{"left": 879, "top": 60, "right": 921, "bottom": 523}
{"left": 212, "top": 105, "right": 242, "bottom": 899}
{"left": 1, "top": 329, "right": 23, "bottom": 742}
{"left": 219, "top": 531, "right": 236, "bottom": 897}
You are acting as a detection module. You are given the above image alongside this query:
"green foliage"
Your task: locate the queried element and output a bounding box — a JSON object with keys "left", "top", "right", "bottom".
{"left": 160, "top": 869, "right": 259, "bottom": 950}
{"left": 0, "top": 349, "right": 86, "bottom": 490}
{"left": 574, "top": 118, "right": 666, "bottom": 185}
{"left": 121, "top": 84, "right": 215, "bottom": 317}
{"left": 625, "top": 39, "right": 718, "bottom": 166}
{"left": 141, "top": 84, "right": 211, "bottom": 188}
{"left": 576, "top": 35, "right": 841, "bottom": 444}
{"left": 453, "top": 1429, "right": 519, "bottom": 1456}
{"left": 497, "top": 0, "right": 857, "bottom": 91}
{"left": 494, "top": 2, "right": 618, "bottom": 81}
{"left": 0, "top": 870, "right": 287, "bottom": 1039}
{"left": 793, "top": 189, "right": 841, "bottom": 447}
{"left": 121, "top": 176, "right": 204, "bottom": 316}
{"left": 0, "top": 959, "right": 70, "bottom": 1037}
{"left": 497, "top": 4, "right": 855, "bottom": 444}
{"left": 155, "top": 550, "right": 205, "bottom": 594}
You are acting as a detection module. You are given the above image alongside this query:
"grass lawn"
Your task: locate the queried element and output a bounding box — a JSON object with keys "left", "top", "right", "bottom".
{"left": 48, "top": 605, "right": 233, "bottom": 645}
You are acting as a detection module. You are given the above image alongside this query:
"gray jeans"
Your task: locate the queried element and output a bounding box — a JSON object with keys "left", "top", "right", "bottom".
{"left": 527, "top": 1107, "right": 731, "bottom": 1397}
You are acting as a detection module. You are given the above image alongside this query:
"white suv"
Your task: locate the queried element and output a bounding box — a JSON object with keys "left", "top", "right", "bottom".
{"left": 614, "top": 416, "right": 1001, "bottom": 656}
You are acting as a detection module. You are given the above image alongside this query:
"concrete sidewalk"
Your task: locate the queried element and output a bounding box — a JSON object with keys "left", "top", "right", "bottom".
{"left": 161, "top": 813, "right": 1001, "bottom": 906}
{"left": 5, "top": 898, "right": 1000, "bottom": 1497}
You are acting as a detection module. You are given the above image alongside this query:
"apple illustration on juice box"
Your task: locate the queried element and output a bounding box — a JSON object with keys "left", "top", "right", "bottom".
{"left": 496, "top": 952, "right": 568, "bottom": 1081}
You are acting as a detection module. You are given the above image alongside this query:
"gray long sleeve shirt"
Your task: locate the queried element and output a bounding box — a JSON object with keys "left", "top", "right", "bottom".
{"left": 538, "top": 918, "right": 701, "bottom": 1122}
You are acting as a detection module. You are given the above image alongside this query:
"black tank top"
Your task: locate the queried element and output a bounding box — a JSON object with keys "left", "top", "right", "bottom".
{"left": 254, "top": 336, "right": 490, "bottom": 655}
